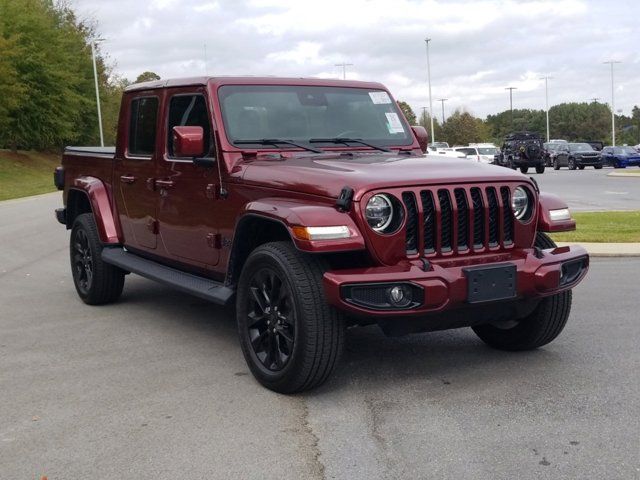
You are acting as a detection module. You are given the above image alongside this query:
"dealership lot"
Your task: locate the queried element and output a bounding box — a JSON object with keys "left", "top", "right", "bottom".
{"left": 1, "top": 187, "right": 638, "bottom": 479}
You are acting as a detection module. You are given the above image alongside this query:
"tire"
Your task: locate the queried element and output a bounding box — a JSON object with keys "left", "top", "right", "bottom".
{"left": 70, "top": 213, "right": 125, "bottom": 305}
{"left": 594, "top": 165, "right": 603, "bottom": 170}
{"left": 568, "top": 158, "right": 576, "bottom": 170}
{"left": 508, "top": 157, "right": 516, "bottom": 170}
{"left": 519, "top": 166, "right": 529, "bottom": 174}
{"left": 578, "top": 165, "right": 585, "bottom": 170}
{"left": 553, "top": 159, "right": 560, "bottom": 170}
{"left": 471, "top": 233, "right": 572, "bottom": 351}
{"left": 535, "top": 165, "right": 545, "bottom": 174}
{"left": 236, "top": 241, "right": 345, "bottom": 393}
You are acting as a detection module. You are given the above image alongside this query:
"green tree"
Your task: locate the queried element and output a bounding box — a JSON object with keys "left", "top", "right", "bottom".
{"left": 135, "top": 71, "right": 161, "bottom": 83}
{"left": 397, "top": 101, "right": 417, "bottom": 125}
{"left": 441, "top": 109, "right": 489, "bottom": 146}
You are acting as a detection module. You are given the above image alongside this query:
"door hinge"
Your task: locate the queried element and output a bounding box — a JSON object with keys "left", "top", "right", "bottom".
{"left": 206, "top": 233, "right": 221, "bottom": 249}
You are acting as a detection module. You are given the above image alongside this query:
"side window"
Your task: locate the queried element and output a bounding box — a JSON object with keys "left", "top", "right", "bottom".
{"left": 167, "top": 95, "right": 212, "bottom": 157}
{"left": 128, "top": 97, "right": 158, "bottom": 156}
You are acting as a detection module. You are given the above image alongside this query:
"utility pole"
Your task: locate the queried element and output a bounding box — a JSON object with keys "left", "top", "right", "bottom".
{"left": 539, "top": 76, "right": 552, "bottom": 142}
{"left": 590, "top": 97, "right": 599, "bottom": 103}
{"left": 437, "top": 98, "right": 448, "bottom": 124}
{"left": 334, "top": 63, "right": 354, "bottom": 80}
{"left": 425, "top": 38, "right": 435, "bottom": 143}
{"left": 604, "top": 61, "right": 621, "bottom": 146}
{"left": 91, "top": 39, "right": 105, "bottom": 147}
{"left": 505, "top": 87, "right": 517, "bottom": 130}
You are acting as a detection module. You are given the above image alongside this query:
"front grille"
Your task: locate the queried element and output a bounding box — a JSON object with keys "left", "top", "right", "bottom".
{"left": 402, "top": 185, "right": 515, "bottom": 256}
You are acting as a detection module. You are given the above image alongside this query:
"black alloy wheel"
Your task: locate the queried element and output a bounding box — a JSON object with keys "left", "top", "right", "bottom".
{"left": 246, "top": 267, "right": 295, "bottom": 372}
{"left": 568, "top": 158, "right": 577, "bottom": 170}
{"left": 72, "top": 228, "right": 93, "bottom": 295}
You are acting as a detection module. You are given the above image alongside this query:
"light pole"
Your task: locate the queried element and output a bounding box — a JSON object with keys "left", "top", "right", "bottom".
{"left": 505, "top": 87, "right": 517, "bottom": 129}
{"left": 437, "top": 98, "right": 448, "bottom": 124}
{"left": 604, "top": 60, "right": 621, "bottom": 146}
{"left": 334, "top": 63, "right": 354, "bottom": 80}
{"left": 425, "top": 38, "right": 435, "bottom": 143}
{"left": 91, "top": 38, "right": 105, "bottom": 147}
{"left": 540, "top": 76, "right": 552, "bottom": 142}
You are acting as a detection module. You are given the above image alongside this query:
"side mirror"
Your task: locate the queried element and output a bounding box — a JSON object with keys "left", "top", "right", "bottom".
{"left": 172, "top": 126, "right": 204, "bottom": 158}
{"left": 411, "top": 126, "right": 429, "bottom": 153}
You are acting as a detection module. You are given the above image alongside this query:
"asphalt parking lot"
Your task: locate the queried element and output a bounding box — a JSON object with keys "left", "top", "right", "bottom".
{"left": 1, "top": 190, "right": 639, "bottom": 480}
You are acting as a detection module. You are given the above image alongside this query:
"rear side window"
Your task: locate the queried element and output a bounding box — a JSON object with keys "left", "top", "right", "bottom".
{"left": 129, "top": 97, "right": 159, "bottom": 156}
{"left": 167, "top": 95, "right": 212, "bottom": 157}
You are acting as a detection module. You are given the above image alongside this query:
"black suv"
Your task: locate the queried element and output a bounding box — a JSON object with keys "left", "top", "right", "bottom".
{"left": 565, "top": 143, "right": 603, "bottom": 170}
{"left": 495, "top": 131, "right": 546, "bottom": 174}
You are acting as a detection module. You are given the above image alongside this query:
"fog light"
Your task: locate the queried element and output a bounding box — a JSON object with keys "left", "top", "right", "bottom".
{"left": 388, "top": 285, "right": 412, "bottom": 307}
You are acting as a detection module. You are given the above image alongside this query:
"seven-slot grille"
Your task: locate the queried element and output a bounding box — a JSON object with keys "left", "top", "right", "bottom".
{"left": 401, "top": 185, "right": 514, "bottom": 256}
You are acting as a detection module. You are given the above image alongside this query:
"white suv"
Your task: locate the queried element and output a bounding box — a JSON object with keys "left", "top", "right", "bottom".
{"left": 454, "top": 144, "right": 499, "bottom": 164}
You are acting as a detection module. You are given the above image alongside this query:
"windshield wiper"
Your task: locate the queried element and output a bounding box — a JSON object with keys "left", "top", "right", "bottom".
{"left": 233, "top": 139, "right": 323, "bottom": 154}
{"left": 309, "top": 138, "right": 391, "bottom": 153}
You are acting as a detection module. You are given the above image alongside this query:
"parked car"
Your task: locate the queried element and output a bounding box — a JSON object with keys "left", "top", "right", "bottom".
{"left": 601, "top": 146, "right": 640, "bottom": 168}
{"left": 495, "top": 131, "right": 546, "bottom": 174}
{"left": 454, "top": 145, "right": 499, "bottom": 164}
{"left": 53, "top": 76, "right": 588, "bottom": 393}
{"left": 544, "top": 142, "right": 570, "bottom": 168}
{"left": 564, "top": 143, "right": 603, "bottom": 170}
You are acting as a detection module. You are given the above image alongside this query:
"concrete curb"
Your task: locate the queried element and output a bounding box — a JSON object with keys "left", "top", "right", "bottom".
{"left": 556, "top": 242, "right": 640, "bottom": 257}
{"left": 607, "top": 171, "right": 640, "bottom": 178}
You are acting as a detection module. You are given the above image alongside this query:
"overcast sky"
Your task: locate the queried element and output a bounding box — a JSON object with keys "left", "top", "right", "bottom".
{"left": 72, "top": 0, "right": 639, "bottom": 119}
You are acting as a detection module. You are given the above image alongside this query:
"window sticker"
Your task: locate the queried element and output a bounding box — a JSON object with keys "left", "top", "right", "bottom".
{"left": 385, "top": 112, "right": 404, "bottom": 134}
{"left": 369, "top": 91, "right": 392, "bottom": 104}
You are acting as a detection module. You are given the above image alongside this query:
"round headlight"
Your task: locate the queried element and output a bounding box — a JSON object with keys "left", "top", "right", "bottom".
{"left": 511, "top": 186, "right": 531, "bottom": 221}
{"left": 366, "top": 194, "right": 393, "bottom": 232}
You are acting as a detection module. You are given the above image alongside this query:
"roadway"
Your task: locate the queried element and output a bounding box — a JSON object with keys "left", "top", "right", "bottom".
{"left": 1, "top": 193, "right": 638, "bottom": 480}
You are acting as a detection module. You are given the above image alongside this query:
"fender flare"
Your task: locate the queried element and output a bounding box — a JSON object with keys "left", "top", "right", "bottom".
{"left": 69, "top": 176, "right": 121, "bottom": 244}
{"left": 537, "top": 192, "right": 576, "bottom": 233}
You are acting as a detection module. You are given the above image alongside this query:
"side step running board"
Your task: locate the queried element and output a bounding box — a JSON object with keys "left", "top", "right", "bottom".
{"left": 102, "top": 248, "right": 234, "bottom": 305}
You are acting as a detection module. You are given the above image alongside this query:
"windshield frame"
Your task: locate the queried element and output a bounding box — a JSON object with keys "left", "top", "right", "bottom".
{"left": 215, "top": 84, "right": 415, "bottom": 152}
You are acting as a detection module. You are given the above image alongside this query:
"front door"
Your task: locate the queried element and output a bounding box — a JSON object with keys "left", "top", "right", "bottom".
{"left": 156, "top": 89, "right": 220, "bottom": 267}
{"left": 114, "top": 94, "right": 161, "bottom": 250}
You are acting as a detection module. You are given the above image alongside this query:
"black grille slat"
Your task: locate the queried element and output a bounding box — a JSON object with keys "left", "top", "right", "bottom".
{"left": 471, "top": 188, "right": 484, "bottom": 247}
{"left": 487, "top": 187, "right": 499, "bottom": 246}
{"left": 402, "top": 192, "right": 418, "bottom": 254}
{"left": 438, "top": 190, "right": 453, "bottom": 252}
{"left": 454, "top": 188, "right": 469, "bottom": 250}
{"left": 500, "top": 187, "right": 513, "bottom": 244}
{"left": 420, "top": 191, "right": 436, "bottom": 253}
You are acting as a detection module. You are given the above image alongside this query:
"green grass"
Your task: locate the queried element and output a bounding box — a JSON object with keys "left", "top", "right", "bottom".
{"left": 550, "top": 210, "right": 640, "bottom": 243}
{"left": 0, "top": 150, "right": 60, "bottom": 201}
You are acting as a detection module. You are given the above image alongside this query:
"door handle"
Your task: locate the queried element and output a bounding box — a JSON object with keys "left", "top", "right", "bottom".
{"left": 155, "top": 179, "right": 175, "bottom": 189}
{"left": 120, "top": 175, "right": 136, "bottom": 184}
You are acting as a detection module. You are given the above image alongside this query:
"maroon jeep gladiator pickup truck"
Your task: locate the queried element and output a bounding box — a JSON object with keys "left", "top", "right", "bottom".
{"left": 54, "top": 77, "right": 589, "bottom": 393}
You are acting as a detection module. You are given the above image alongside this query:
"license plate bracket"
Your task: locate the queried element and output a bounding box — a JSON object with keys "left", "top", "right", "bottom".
{"left": 464, "top": 263, "right": 517, "bottom": 303}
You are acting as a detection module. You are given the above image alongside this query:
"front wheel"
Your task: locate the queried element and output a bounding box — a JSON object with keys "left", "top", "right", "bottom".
{"left": 472, "top": 233, "right": 572, "bottom": 351}
{"left": 578, "top": 165, "right": 585, "bottom": 170}
{"left": 236, "top": 241, "right": 345, "bottom": 393}
{"left": 568, "top": 158, "right": 577, "bottom": 170}
{"left": 519, "top": 166, "right": 529, "bottom": 174}
{"left": 553, "top": 159, "right": 560, "bottom": 170}
{"left": 594, "top": 165, "right": 603, "bottom": 170}
{"left": 535, "top": 165, "right": 545, "bottom": 174}
{"left": 70, "top": 213, "right": 125, "bottom": 305}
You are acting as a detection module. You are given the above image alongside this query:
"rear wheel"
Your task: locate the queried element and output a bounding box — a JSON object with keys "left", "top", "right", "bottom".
{"left": 472, "top": 233, "right": 572, "bottom": 351}
{"left": 535, "top": 165, "right": 545, "bottom": 174}
{"left": 70, "top": 213, "right": 125, "bottom": 305}
{"left": 519, "top": 166, "right": 529, "bottom": 174}
{"left": 236, "top": 241, "right": 345, "bottom": 393}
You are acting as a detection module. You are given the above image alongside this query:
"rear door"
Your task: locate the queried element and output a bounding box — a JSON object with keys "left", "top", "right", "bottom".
{"left": 155, "top": 88, "right": 220, "bottom": 267}
{"left": 114, "top": 93, "right": 161, "bottom": 250}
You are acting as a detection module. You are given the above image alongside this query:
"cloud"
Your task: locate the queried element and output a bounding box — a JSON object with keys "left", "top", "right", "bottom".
{"left": 72, "top": 0, "right": 640, "bottom": 118}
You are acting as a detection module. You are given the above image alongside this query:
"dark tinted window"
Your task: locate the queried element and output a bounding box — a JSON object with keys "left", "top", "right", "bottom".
{"left": 129, "top": 97, "right": 158, "bottom": 156}
{"left": 167, "top": 94, "right": 212, "bottom": 157}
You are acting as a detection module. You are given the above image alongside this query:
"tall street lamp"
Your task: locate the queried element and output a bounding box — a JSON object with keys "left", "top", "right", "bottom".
{"left": 540, "top": 76, "right": 552, "bottom": 142}
{"left": 91, "top": 38, "right": 105, "bottom": 147}
{"left": 425, "top": 38, "right": 435, "bottom": 143}
{"left": 334, "top": 63, "right": 354, "bottom": 80}
{"left": 437, "top": 98, "right": 448, "bottom": 124}
{"left": 505, "top": 87, "right": 517, "bottom": 129}
{"left": 604, "top": 60, "right": 621, "bottom": 146}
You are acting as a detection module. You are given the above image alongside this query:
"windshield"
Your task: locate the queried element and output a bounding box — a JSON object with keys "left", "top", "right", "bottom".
{"left": 218, "top": 85, "right": 412, "bottom": 148}
{"left": 569, "top": 143, "right": 594, "bottom": 152}
{"left": 478, "top": 147, "right": 498, "bottom": 155}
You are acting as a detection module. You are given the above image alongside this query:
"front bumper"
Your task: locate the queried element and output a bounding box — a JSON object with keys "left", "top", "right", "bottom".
{"left": 323, "top": 245, "right": 588, "bottom": 317}
{"left": 576, "top": 156, "right": 601, "bottom": 166}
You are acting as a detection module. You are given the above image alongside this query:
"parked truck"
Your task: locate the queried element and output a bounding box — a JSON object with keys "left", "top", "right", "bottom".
{"left": 54, "top": 77, "right": 589, "bottom": 393}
